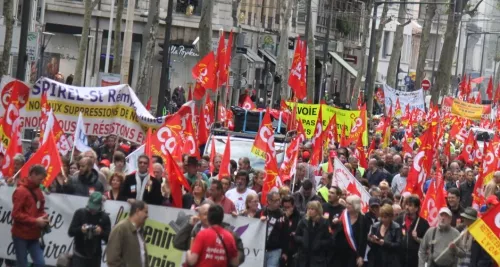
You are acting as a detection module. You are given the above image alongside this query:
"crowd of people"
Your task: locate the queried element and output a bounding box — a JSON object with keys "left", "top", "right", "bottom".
{"left": 3, "top": 122, "right": 500, "bottom": 267}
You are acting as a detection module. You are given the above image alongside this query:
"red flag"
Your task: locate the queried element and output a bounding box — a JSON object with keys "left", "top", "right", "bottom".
{"left": 404, "top": 126, "right": 435, "bottom": 198}
{"left": 215, "top": 31, "right": 226, "bottom": 90}
{"left": 475, "top": 92, "right": 482, "bottom": 104}
{"left": 420, "top": 162, "right": 447, "bottom": 227}
{"left": 251, "top": 111, "right": 273, "bottom": 159}
{"left": 151, "top": 114, "right": 184, "bottom": 163}
{"left": 394, "top": 98, "right": 402, "bottom": 118}
{"left": 193, "top": 82, "right": 206, "bottom": 101}
{"left": 324, "top": 113, "right": 338, "bottom": 146}
{"left": 467, "top": 200, "right": 500, "bottom": 264}
{"left": 241, "top": 95, "right": 256, "bottom": 110}
{"left": 487, "top": 76, "right": 493, "bottom": 100}
{"left": 144, "top": 128, "right": 155, "bottom": 177}
{"left": 145, "top": 96, "right": 152, "bottom": 111}
{"left": 473, "top": 141, "right": 497, "bottom": 209}
{"left": 340, "top": 124, "right": 348, "bottom": 148}
{"left": 459, "top": 130, "right": 475, "bottom": 165}
{"left": 39, "top": 90, "right": 50, "bottom": 141}
{"left": 227, "top": 109, "right": 234, "bottom": 130}
{"left": 192, "top": 51, "right": 217, "bottom": 90}
{"left": 348, "top": 104, "right": 366, "bottom": 144}
{"left": 218, "top": 135, "right": 232, "bottom": 179}
{"left": 261, "top": 130, "right": 280, "bottom": 205}
{"left": 219, "top": 30, "right": 233, "bottom": 86}
{"left": 356, "top": 92, "right": 363, "bottom": 110}
{"left": 166, "top": 150, "right": 191, "bottom": 208}
{"left": 288, "top": 38, "right": 307, "bottom": 100}
{"left": 310, "top": 106, "right": 324, "bottom": 167}
{"left": 1, "top": 119, "right": 21, "bottom": 177}
{"left": 197, "top": 97, "right": 213, "bottom": 146}
{"left": 19, "top": 133, "right": 63, "bottom": 188}
{"left": 401, "top": 104, "right": 411, "bottom": 126}
{"left": 182, "top": 115, "right": 198, "bottom": 158}
{"left": 279, "top": 137, "right": 300, "bottom": 181}
{"left": 494, "top": 82, "right": 500, "bottom": 104}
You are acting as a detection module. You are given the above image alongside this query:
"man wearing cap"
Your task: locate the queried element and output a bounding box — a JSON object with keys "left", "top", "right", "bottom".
{"left": 184, "top": 156, "right": 209, "bottom": 187}
{"left": 366, "top": 197, "right": 381, "bottom": 227}
{"left": 452, "top": 207, "right": 478, "bottom": 267}
{"left": 418, "top": 207, "right": 460, "bottom": 267}
{"left": 68, "top": 192, "right": 111, "bottom": 267}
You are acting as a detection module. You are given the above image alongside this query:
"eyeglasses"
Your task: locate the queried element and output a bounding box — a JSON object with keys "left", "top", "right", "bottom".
{"left": 138, "top": 161, "right": 149, "bottom": 165}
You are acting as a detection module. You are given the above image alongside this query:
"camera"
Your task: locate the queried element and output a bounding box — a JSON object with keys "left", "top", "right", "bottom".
{"left": 83, "top": 224, "right": 98, "bottom": 240}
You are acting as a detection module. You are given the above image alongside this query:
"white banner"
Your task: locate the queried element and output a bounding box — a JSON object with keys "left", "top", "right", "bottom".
{"left": 0, "top": 187, "right": 265, "bottom": 266}
{"left": 333, "top": 157, "right": 371, "bottom": 212}
{"left": 0, "top": 76, "right": 165, "bottom": 144}
{"left": 383, "top": 84, "right": 425, "bottom": 117}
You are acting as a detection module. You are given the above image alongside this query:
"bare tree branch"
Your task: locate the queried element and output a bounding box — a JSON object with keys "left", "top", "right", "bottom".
{"left": 465, "top": 0, "right": 484, "bottom": 16}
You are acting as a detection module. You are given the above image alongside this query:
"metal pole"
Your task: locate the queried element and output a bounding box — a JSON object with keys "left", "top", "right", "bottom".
{"left": 431, "top": 14, "right": 440, "bottom": 87}
{"left": 16, "top": 0, "right": 32, "bottom": 80}
{"left": 320, "top": 0, "right": 333, "bottom": 102}
{"left": 461, "top": 33, "right": 470, "bottom": 77}
{"left": 304, "top": 0, "right": 312, "bottom": 42}
{"left": 105, "top": 0, "right": 115, "bottom": 73}
{"left": 156, "top": 0, "right": 174, "bottom": 117}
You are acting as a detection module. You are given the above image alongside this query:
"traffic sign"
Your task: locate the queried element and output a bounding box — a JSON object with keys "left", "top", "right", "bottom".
{"left": 422, "top": 79, "right": 431, "bottom": 90}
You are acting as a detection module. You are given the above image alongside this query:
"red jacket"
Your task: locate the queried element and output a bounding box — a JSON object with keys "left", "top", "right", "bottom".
{"left": 11, "top": 179, "right": 46, "bottom": 240}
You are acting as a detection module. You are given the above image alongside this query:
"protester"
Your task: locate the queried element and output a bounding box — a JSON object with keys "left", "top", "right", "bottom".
{"left": 292, "top": 179, "right": 322, "bottom": 215}
{"left": 333, "top": 195, "right": 370, "bottom": 267}
{"left": 80, "top": 150, "right": 110, "bottom": 190}
{"left": 106, "top": 200, "right": 149, "bottom": 267}
{"left": 321, "top": 186, "right": 345, "bottom": 231}
{"left": 11, "top": 165, "right": 49, "bottom": 267}
{"left": 447, "top": 188, "right": 465, "bottom": 228}
{"left": 418, "top": 207, "right": 460, "bottom": 267}
{"left": 251, "top": 169, "right": 264, "bottom": 194}
{"left": 484, "top": 171, "right": 500, "bottom": 198}
{"left": 186, "top": 205, "right": 239, "bottom": 267}
{"left": 459, "top": 169, "right": 475, "bottom": 208}
{"left": 183, "top": 180, "right": 207, "bottom": 210}
{"left": 241, "top": 193, "right": 259, "bottom": 217}
{"left": 152, "top": 163, "right": 164, "bottom": 181}
{"left": 68, "top": 157, "right": 105, "bottom": 196}
{"left": 184, "top": 156, "right": 210, "bottom": 186}
{"left": 238, "top": 157, "right": 256, "bottom": 177}
{"left": 68, "top": 192, "right": 111, "bottom": 266}
{"left": 367, "top": 204, "right": 402, "bottom": 267}
{"left": 24, "top": 137, "right": 40, "bottom": 160}
{"left": 121, "top": 155, "right": 163, "bottom": 205}
{"left": 282, "top": 195, "right": 301, "bottom": 267}
{"left": 453, "top": 207, "right": 478, "bottom": 267}
{"left": 106, "top": 173, "right": 125, "bottom": 201}
{"left": 110, "top": 150, "right": 127, "bottom": 174}
{"left": 294, "top": 200, "right": 331, "bottom": 267}
{"left": 394, "top": 195, "right": 429, "bottom": 267}
{"left": 256, "top": 191, "right": 289, "bottom": 267}
{"left": 391, "top": 164, "right": 408, "bottom": 195}
{"left": 225, "top": 170, "right": 257, "bottom": 213}
{"left": 208, "top": 180, "right": 237, "bottom": 214}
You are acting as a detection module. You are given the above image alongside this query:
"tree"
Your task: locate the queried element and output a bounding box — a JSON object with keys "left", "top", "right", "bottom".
{"left": 198, "top": 0, "right": 214, "bottom": 58}
{"left": 0, "top": 0, "right": 14, "bottom": 78}
{"left": 306, "top": 1, "right": 315, "bottom": 101}
{"left": 136, "top": 0, "right": 159, "bottom": 103}
{"left": 277, "top": 0, "right": 295, "bottom": 100}
{"left": 386, "top": 1, "right": 409, "bottom": 88}
{"left": 112, "top": 0, "right": 125, "bottom": 74}
{"left": 73, "top": 0, "right": 101, "bottom": 86}
{"left": 415, "top": 2, "right": 437, "bottom": 92}
{"left": 431, "top": 0, "right": 483, "bottom": 104}
{"left": 367, "top": 3, "right": 389, "bottom": 116}
{"left": 351, "top": 0, "right": 373, "bottom": 108}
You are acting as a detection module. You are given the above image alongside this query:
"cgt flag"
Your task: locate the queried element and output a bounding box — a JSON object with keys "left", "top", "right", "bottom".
{"left": 468, "top": 202, "right": 500, "bottom": 265}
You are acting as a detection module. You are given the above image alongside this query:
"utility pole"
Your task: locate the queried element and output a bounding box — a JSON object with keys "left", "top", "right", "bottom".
{"left": 478, "top": 34, "right": 487, "bottom": 95}
{"left": 156, "top": 0, "right": 174, "bottom": 117}
{"left": 16, "top": 0, "right": 32, "bottom": 80}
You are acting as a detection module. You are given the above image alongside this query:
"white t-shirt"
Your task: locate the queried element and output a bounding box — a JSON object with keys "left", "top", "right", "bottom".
{"left": 225, "top": 188, "right": 257, "bottom": 214}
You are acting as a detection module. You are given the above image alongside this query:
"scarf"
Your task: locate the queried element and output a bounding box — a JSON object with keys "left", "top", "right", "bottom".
{"left": 135, "top": 172, "right": 150, "bottom": 201}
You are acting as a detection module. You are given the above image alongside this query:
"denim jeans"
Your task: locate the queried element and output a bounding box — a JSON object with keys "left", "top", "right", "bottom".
{"left": 12, "top": 236, "right": 45, "bottom": 267}
{"left": 265, "top": 248, "right": 282, "bottom": 267}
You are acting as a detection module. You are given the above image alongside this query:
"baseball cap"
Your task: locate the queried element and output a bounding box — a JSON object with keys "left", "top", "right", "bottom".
{"left": 439, "top": 207, "right": 452, "bottom": 217}
{"left": 369, "top": 197, "right": 381, "bottom": 207}
{"left": 99, "top": 159, "right": 111, "bottom": 168}
{"left": 302, "top": 151, "right": 310, "bottom": 161}
{"left": 87, "top": 192, "right": 104, "bottom": 211}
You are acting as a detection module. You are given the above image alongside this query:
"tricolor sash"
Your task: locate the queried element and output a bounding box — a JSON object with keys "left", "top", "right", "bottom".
{"left": 341, "top": 210, "right": 357, "bottom": 252}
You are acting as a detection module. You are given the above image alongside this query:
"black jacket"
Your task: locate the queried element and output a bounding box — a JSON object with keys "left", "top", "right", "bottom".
{"left": 333, "top": 213, "right": 370, "bottom": 266}
{"left": 459, "top": 180, "right": 475, "bottom": 208}
{"left": 294, "top": 218, "right": 332, "bottom": 267}
{"left": 68, "top": 208, "right": 111, "bottom": 259}
{"left": 394, "top": 212, "right": 430, "bottom": 267}
{"left": 69, "top": 169, "right": 105, "bottom": 197}
{"left": 256, "top": 207, "right": 289, "bottom": 253}
{"left": 367, "top": 221, "right": 402, "bottom": 267}
{"left": 181, "top": 194, "right": 205, "bottom": 210}
{"left": 172, "top": 220, "right": 245, "bottom": 265}
{"left": 286, "top": 207, "right": 302, "bottom": 258}
{"left": 120, "top": 173, "right": 163, "bottom": 205}
{"left": 470, "top": 239, "right": 494, "bottom": 267}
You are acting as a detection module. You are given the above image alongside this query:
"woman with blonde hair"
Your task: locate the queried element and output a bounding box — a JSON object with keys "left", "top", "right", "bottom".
{"left": 333, "top": 195, "right": 370, "bottom": 267}
{"left": 241, "top": 192, "right": 260, "bottom": 217}
{"left": 182, "top": 180, "right": 206, "bottom": 210}
{"left": 367, "top": 204, "right": 402, "bottom": 267}
{"left": 294, "top": 200, "right": 331, "bottom": 267}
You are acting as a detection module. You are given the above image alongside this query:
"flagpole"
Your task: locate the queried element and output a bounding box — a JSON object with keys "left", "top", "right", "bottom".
{"left": 433, "top": 229, "right": 467, "bottom": 263}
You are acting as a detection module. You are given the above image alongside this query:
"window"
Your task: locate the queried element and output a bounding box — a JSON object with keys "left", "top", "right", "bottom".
{"left": 248, "top": 12, "right": 252, "bottom": 25}
{"left": 268, "top": 16, "right": 273, "bottom": 29}
{"left": 297, "top": 0, "right": 306, "bottom": 23}
{"left": 382, "top": 31, "right": 390, "bottom": 59}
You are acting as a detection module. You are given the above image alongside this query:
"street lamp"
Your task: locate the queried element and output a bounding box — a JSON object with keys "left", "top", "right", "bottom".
{"left": 74, "top": 34, "right": 94, "bottom": 87}
{"left": 37, "top": 32, "right": 55, "bottom": 79}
